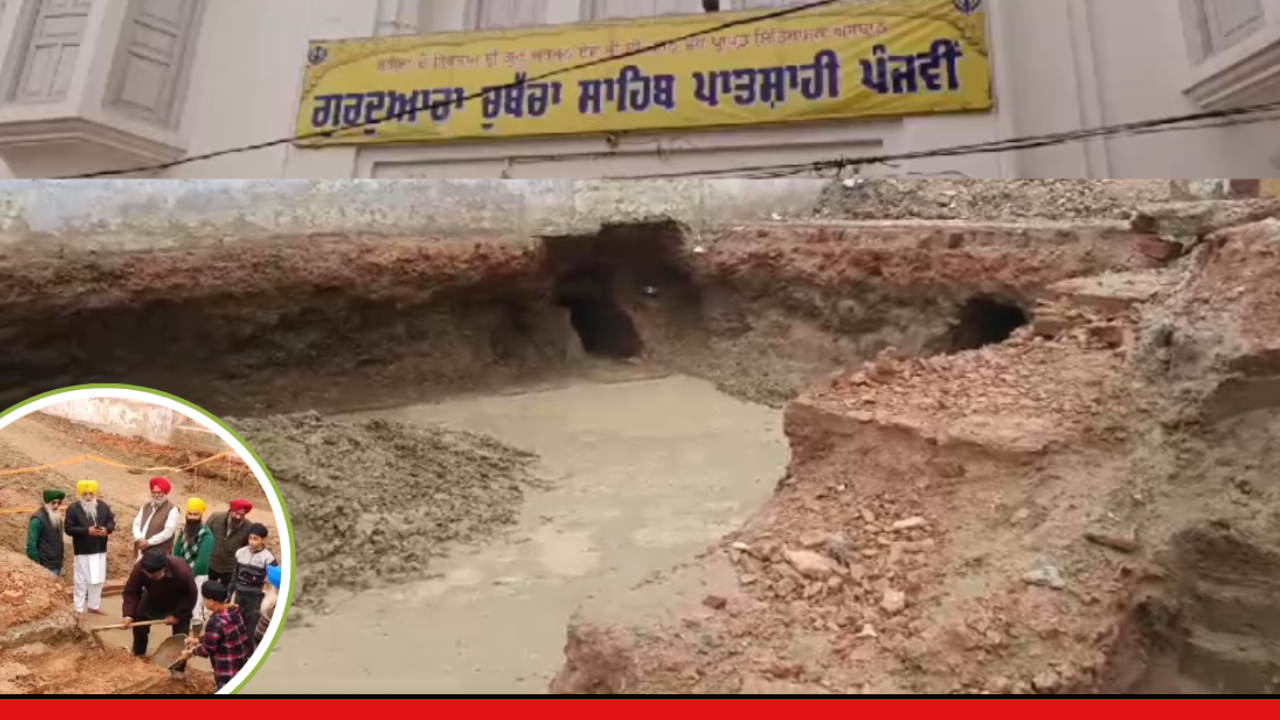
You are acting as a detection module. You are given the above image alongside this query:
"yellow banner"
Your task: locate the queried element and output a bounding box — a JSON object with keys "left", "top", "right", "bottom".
{"left": 294, "top": 0, "right": 992, "bottom": 146}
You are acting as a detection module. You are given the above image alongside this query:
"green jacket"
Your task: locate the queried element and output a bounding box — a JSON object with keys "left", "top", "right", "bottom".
{"left": 25, "top": 515, "right": 42, "bottom": 562}
{"left": 174, "top": 524, "right": 215, "bottom": 576}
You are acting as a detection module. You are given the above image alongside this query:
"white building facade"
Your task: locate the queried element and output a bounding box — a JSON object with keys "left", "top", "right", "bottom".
{"left": 0, "top": 0, "right": 1275, "bottom": 180}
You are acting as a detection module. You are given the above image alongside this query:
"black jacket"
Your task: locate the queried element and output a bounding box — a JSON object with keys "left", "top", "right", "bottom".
{"left": 64, "top": 500, "right": 116, "bottom": 556}
{"left": 30, "top": 507, "right": 65, "bottom": 570}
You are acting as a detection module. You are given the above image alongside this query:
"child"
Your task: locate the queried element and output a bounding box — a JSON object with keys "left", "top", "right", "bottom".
{"left": 254, "top": 565, "right": 282, "bottom": 650}
{"left": 231, "top": 523, "right": 277, "bottom": 642}
{"left": 182, "top": 581, "right": 250, "bottom": 692}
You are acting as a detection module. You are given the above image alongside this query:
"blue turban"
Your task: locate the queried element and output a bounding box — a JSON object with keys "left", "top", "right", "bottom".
{"left": 267, "top": 565, "right": 282, "bottom": 590}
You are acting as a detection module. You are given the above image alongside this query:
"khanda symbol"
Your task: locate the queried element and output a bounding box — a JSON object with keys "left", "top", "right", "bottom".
{"left": 308, "top": 45, "right": 329, "bottom": 66}
{"left": 953, "top": 0, "right": 983, "bottom": 14}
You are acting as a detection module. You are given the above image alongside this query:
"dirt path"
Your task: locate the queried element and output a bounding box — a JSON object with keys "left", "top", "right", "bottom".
{"left": 240, "top": 375, "right": 787, "bottom": 694}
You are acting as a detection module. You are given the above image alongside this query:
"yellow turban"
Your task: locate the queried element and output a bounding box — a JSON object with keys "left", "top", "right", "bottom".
{"left": 187, "top": 498, "right": 207, "bottom": 514}
{"left": 77, "top": 480, "right": 98, "bottom": 496}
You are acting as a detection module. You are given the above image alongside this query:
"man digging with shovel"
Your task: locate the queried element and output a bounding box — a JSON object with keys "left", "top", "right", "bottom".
{"left": 121, "top": 548, "right": 198, "bottom": 674}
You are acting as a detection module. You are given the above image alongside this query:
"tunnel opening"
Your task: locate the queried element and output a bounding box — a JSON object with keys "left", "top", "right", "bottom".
{"left": 948, "top": 296, "right": 1030, "bottom": 352}
{"left": 541, "top": 221, "right": 700, "bottom": 361}
{"left": 554, "top": 265, "right": 644, "bottom": 359}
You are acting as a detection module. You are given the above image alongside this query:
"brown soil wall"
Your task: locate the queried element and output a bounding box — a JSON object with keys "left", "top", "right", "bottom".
{"left": 0, "top": 221, "right": 1172, "bottom": 416}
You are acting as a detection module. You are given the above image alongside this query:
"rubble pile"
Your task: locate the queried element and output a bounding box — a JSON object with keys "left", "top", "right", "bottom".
{"left": 551, "top": 201, "right": 1280, "bottom": 695}
{"left": 229, "top": 412, "right": 544, "bottom": 613}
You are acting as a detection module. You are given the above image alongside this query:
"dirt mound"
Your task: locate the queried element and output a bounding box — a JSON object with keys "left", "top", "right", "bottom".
{"left": 817, "top": 180, "right": 1172, "bottom": 222}
{"left": 654, "top": 220, "right": 1173, "bottom": 407}
{"left": 550, "top": 206, "right": 1280, "bottom": 695}
{"left": 1, "top": 550, "right": 217, "bottom": 695}
{"left": 0, "top": 550, "right": 73, "bottom": 637}
{"left": 0, "top": 640, "right": 218, "bottom": 695}
{"left": 228, "top": 412, "right": 542, "bottom": 611}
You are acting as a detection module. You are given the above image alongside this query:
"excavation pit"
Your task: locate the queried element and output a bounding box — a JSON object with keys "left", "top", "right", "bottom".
{"left": 0, "top": 216, "right": 1190, "bottom": 695}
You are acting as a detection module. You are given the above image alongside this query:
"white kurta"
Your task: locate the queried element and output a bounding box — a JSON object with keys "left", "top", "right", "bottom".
{"left": 132, "top": 504, "right": 180, "bottom": 559}
{"left": 192, "top": 574, "right": 209, "bottom": 624}
{"left": 73, "top": 552, "right": 107, "bottom": 612}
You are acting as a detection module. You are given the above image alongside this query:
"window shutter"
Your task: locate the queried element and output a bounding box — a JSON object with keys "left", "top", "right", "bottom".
{"left": 13, "top": 0, "right": 94, "bottom": 102}
{"left": 107, "top": 0, "right": 200, "bottom": 125}
{"left": 1202, "top": 0, "right": 1265, "bottom": 54}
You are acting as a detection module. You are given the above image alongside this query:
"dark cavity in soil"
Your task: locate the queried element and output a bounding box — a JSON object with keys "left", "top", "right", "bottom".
{"left": 542, "top": 221, "right": 695, "bottom": 360}
{"left": 554, "top": 265, "right": 643, "bottom": 359}
{"left": 948, "top": 297, "right": 1029, "bottom": 351}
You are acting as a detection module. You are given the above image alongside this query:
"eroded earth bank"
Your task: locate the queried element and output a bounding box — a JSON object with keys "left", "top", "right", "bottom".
{"left": 1, "top": 184, "right": 1277, "bottom": 694}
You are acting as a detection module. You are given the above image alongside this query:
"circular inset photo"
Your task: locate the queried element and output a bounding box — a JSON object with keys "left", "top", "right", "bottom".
{"left": 0, "top": 385, "right": 293, "bottom": 695}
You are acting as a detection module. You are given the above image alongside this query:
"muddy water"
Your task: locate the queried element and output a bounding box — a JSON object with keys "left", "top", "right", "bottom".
{"left": 242, "top": 375, "right": 787, "bottom": 694}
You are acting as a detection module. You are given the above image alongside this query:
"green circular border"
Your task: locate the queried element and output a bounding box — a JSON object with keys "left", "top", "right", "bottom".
{"left": 0, "top": 383, "right": 296, "bottom": 695}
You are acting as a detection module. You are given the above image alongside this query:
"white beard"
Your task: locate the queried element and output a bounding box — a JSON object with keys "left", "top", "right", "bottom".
{"left": 81, "top": 500, "right": 99, "bottom": 524}
{"left": 151, "top": 498, "right": 165, "bottom": 509}
{"left": 45, "top": 504, "right": 63, "bottom": 529}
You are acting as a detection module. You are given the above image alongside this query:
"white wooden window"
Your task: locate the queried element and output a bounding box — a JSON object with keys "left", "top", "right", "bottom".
{"left": 11, "top": 0, "right": 93, "bottom": 102}
{"left": 469, "top": 0, "right": 549, "bottom": 29}
{"left": 1183, "top": 0, "right": 1267, "bottom": 62}
{"left": 105, "top": 0, "right": 200, "bottom": 126}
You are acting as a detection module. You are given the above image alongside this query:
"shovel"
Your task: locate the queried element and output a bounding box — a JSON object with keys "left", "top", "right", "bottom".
{"left": 86, "top": 618, "right": 167, "bottom": 652}
{"left": 159, "top": 604, "right": 240, "bottom": 673}
{"left": 154, "top": 631, "right": 194, "bottom": 673}
{"left": 91, "top": 619, "right": 168, "bottom": 632}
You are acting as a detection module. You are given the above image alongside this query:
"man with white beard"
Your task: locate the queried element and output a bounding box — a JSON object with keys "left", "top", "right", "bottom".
{"left": 63, "top": 480, "right": 117, "bottom": 616}
{"left": 26, "top": 489, "right": 66, "bottom": 576}
{"left": 132, "top": 477, "right": 180, "bottom": 559}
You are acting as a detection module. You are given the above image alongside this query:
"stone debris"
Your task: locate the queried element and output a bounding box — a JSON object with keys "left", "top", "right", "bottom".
{"left": 1023, "top": 565, "right": 1067, "bottom": 590}
{"left": 541, "top": 201, "right": 1280, "bottom": 696}
{"left": 1084, "top": 529, "right": 1139, "bottom": 554}
{"left": 784, "top": 549, "right": 841, "bottom": 580}
{"left": 880, "top": 589, "right": 908, "bottom": 615}
{"left": 817, "top": 179, "right": 1173, "bottom": 221}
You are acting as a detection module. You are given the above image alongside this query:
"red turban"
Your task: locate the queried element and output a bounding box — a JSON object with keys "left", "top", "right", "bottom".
{"left": 149, "top": 477, "right": 171, "bottom": 494}
{"left": 229, "top": 499, "right": 253, "bottom": 514}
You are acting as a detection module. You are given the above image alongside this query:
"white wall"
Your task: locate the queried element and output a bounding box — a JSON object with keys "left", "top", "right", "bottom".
{"left": 998, "top": 0, "right": 1280, "bottom": 178}
{"left": 3, "top": 0, "right": 1278, "bottom": 179}
{"left": 41, "top": 398, "right": 181, "bottom": 446}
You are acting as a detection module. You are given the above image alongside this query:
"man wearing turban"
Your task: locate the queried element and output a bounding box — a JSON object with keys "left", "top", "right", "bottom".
{"left": 26, "top": 489, "right": 66, "bottom": 576}
{"left": 63, "top": 480, "right": 117, "bottom": 615}
{"left": 206, "top": 499, "right": 254, "bottom": 587}
{"left": 174, "top": 497, "right": 215, "bottom": 626}
{"left": 132, "top": 476, "right": 180, "bottom": 560}
{"left": 254, "top": 564, "right": 282, "bottom": 650}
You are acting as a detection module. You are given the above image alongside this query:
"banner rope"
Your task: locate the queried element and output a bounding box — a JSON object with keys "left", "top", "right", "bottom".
{"left": 0, "top": 451, "right": 237, "bottom": 516}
